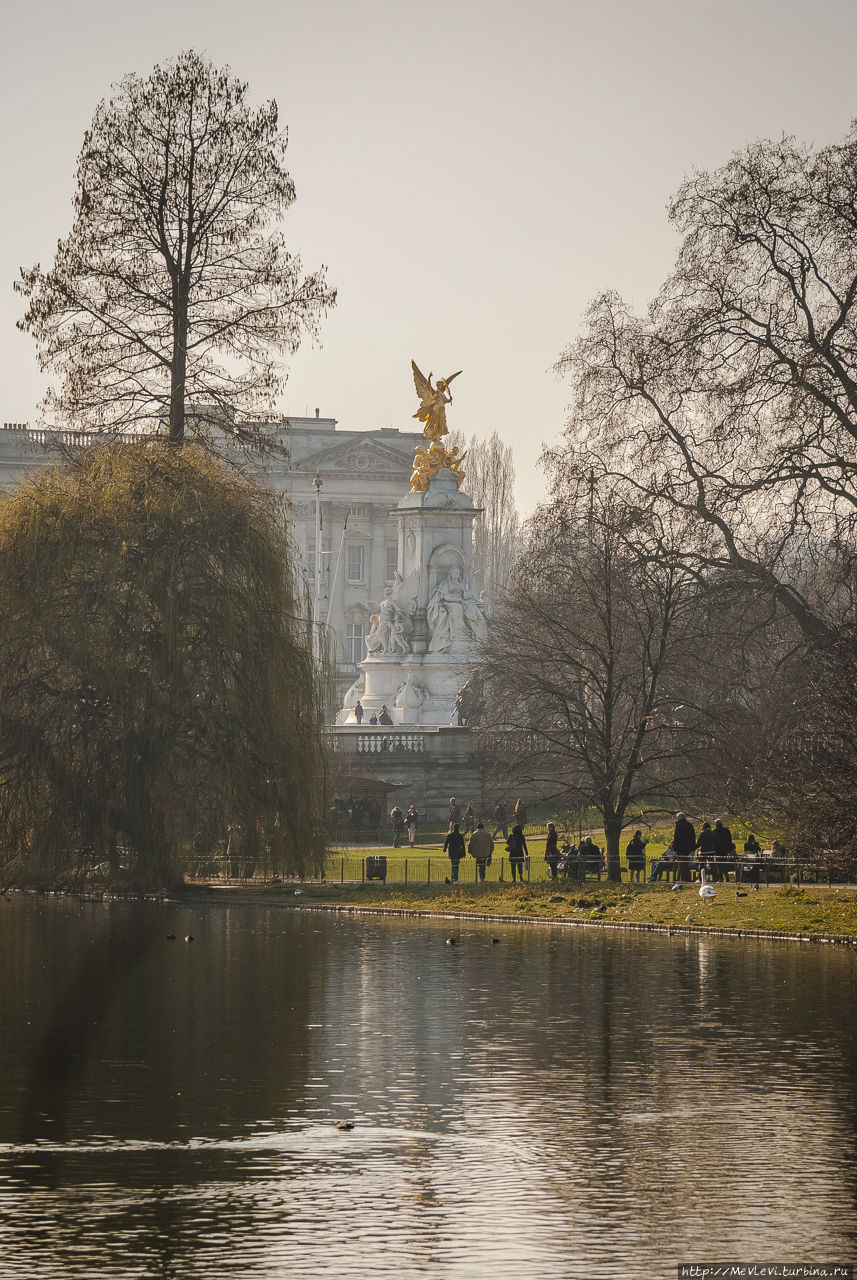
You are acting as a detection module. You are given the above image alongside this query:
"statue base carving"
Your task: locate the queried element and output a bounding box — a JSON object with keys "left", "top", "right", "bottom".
{"left": 339, "top": 469, "right": 485, "bottom": 727}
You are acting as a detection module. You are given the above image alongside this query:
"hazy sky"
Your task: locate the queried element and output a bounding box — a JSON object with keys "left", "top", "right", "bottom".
{"left": 1, "top": 0, "right": 854, "bottom": 510}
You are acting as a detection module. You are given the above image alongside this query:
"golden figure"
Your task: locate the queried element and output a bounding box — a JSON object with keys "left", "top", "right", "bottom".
{"left": 410, "top": 441, "right": 467, "bottom": 491}
{"left": 411, "top": 360, "right": 462, "bottom": 444}
{"left": 409, "top": 361, "right": 466, "bottom": 490}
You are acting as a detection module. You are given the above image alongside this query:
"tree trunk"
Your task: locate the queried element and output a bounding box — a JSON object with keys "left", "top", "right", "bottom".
{"left": 169, "top": 284, "right": 188, "bottom": 443}
{"left": 604, "top": 815, "right": 623, "bottom": 881}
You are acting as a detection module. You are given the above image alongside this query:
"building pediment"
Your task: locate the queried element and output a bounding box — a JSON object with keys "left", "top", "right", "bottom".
{"left": 293, "top": 434, "right": 416, "bottom": 477}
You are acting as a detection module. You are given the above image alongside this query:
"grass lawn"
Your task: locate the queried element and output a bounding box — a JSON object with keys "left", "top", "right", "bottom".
{"left": 184, "top": 879, "right": 857, "bottom": 940}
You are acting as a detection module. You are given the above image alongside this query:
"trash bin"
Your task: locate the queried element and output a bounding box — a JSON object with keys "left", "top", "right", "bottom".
{"left": 366, "top": 855, "right": 387, "bottom": 883}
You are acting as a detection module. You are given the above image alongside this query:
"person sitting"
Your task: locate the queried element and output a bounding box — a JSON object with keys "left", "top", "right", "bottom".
{"left": 378, "top": 704, "right": 393, "bottom": 725}
{"left": 649, "top": 847, "right": 676, "bottom": 881}
{"left": 580, "top": 836, "right": 602, "bottom": 875}
{"left": 771, "top": 840, "right": 788, "bottom": 859}
{"left": 558, "top": 842, "right": 578, "bottom": 880}
{"left": 744, "top": 833, "right": 762, "bottom": 856}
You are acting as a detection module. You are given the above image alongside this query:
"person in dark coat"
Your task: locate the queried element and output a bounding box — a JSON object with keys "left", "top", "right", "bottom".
{"left": 378, "top": 704, "right": 393, "bottom": 725}
{"left": 626, "top": 830, "right": 648, "bottom": 882}
{"left": 695, "top": 822, "right": 716, "bottom": 879}
{"left": 672, "top": 812, "right": 696, "bottom": 882}
{"left": 390, "top": 805, "right": 404, "bottom": 848}
{"left": 544, "top": 822, "right": 561, "bottom": 879}
{"left": 506, "top": 824, "right": 528, "bottom": 883}
{"left": 443, "top": 823, "right": 466, "bottom": 882}
{"left": 353, "top": 700, "right": 364, "bottom": 724}
{"left": 710, "top": 818, "right": 735, "bottom": 880}
{"left": 492, "top": 800, "right": 509, "bottom": 840}
{"left": 405, "top": 804, "right": 418, "bottom": 846}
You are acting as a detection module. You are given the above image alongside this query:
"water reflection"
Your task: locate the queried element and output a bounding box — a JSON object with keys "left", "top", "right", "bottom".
{"left": 1, "top": 896, "right": 855, "bottom": 1278}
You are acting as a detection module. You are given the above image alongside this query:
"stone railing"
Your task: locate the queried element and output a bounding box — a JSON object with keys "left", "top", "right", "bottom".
{"left": 328, "top": 730, "right": 428, "bottom": 754}
{"left": 327, "top": 725, "right": 471, "bottom": 761}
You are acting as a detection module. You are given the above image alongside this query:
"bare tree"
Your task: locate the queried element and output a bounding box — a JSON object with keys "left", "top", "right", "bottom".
{"left": 17, "top": 50, "right": 335, "bottom": 446}
{"left": 478, "top": 487, "right": 717, "bottom": 878}
{"left": 449, "top": 430, "right": 521, "bottom": 596}
{"left": 553, "top": 125, "right": 857, "bottom": 645}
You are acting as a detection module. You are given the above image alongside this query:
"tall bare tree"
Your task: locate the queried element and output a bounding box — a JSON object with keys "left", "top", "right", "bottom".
{"left": 554, "top": 125, "right": 857, "bottom": 645}
{"left": 478, "top": 486, "right": 716, "bottom": 878}
{"left": 449, "top": 430, "right": 521, "bottom": 595}
{"left": 17, "top": 50, "right": 335, "bottom": 445}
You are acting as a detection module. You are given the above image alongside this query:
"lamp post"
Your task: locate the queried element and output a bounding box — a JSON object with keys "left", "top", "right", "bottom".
{"left": 313, "top": 471, "right": 322, "bottom": 661}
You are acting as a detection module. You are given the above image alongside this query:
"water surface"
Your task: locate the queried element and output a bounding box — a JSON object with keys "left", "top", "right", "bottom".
{"left": 1, "top": 895, "right": 855, "bottom": 1278}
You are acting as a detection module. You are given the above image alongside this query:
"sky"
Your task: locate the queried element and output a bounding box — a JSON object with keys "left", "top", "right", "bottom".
{"left": 1, "top": 0, "right": 855, "bottom": 512}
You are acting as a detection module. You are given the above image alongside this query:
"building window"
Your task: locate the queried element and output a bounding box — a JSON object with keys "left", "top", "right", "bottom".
{"left": 346, "top": 623, "right": 365, "bottom": 664}
{"left": 346, "top": 544, "right": 364, "bottom": 582}
{"left": 349, "top": 504, "right": 367, "bottom": 518}
{"left": 385, "top": 545, "right": 398, "bottom": 584}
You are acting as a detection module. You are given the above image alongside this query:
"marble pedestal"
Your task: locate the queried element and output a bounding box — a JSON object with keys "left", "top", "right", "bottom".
{"left": 346, "top": 468, "right": 486, "bottom": 726}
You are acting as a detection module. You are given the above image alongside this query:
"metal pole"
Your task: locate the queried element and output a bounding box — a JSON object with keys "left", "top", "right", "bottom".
{"left": 313, "top": 471, "right": 322, "bottom": 661}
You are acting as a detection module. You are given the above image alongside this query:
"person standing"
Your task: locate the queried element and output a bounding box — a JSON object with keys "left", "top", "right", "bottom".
{"left": 353, "top": 700, "right": 364, "bottom": 725}
{"left": 468, "top": 822, "right": 494, "bottom": 882}
{"left": 544, "top": 822, "right": 561, "bottom": 880}
{"left": 625, "top": 830, "right": 648, "bottom": 882}
{"left": 492, "top": 799, "right": 509, "bottom": 840}
{"left": 406, "top": 804, "right": 418, "bottom": 847}
{"left": 448, "top": 797, "right": 463, "bottom": 833}
{"left": 513, "top": 798, "right": 528, "bottom": 831}
{"left": 711, "top": 818, "right": 735, "bottom": 881}
{"left": 378, "top": 704, "right": 393, "bottom": 725}
{"left": 506, "top": 824, "right": 528, "bottom": 883}
{"left": 463, "top": 801, "right": 476, "bottom": 834}
{"left": 672, "top": 812, "right": 696, "bottom": 882}
{"left": 390, "top": 805, "right": 404, "bottom": 848}
{"left": 443, "top": 823, "right": 466, "bottom": 882}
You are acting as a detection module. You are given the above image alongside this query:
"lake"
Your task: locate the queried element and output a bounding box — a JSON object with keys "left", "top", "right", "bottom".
{"left": 1, "top": 894, "right": 855, "bottom": 1278}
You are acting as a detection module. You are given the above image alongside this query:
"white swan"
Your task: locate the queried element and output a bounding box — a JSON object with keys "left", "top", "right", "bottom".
{"left": 698, "top": 866, "right": 716, "bottom": 904}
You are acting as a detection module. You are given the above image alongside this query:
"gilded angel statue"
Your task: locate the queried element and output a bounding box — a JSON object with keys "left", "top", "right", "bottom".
{"left": 411, "top": 360, "right": 462, "bottom": 444}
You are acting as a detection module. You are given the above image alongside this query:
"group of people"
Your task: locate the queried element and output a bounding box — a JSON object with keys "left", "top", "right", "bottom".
{"left": 389, "top": 799, "right": 780, "bottom": 885}
{"left": 389, "top": 803, "right": 420, "bottom": 848}
{"left": 648, "top": 814, "right": 785, "bottom": 882}
{"left": 441, "top": 796, "right": 531, "bottom": 882}
{"left": 353, "top": 701, "right": 392, "bottom": 727}
{"left": 442, "top": 820, "right": 530, "bottom": 882}
{"left": 543, "top": 827, "right": 605, "bottom": 880}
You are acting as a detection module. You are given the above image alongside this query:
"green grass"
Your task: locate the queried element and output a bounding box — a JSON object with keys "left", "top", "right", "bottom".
{"left": 181, "top": 879, "right": 857, "bottom": 939}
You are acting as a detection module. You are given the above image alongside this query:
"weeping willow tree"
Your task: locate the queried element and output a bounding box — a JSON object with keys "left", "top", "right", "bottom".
{"left": 0, "top": 443, "right": 325, "bottom": 888}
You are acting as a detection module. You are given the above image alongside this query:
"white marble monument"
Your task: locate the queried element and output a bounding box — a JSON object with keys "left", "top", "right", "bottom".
{"left": 341, "top": 466, "right": 487, "bottom": 725}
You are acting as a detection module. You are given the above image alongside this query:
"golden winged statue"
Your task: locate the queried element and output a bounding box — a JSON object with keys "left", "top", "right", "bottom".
{"left": 411, "top": 360, "right": 462, "bottom": 445}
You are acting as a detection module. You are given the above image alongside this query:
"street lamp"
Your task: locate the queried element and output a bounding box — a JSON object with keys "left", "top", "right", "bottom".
{"left": 312, "top": 471, "right": 322, "bottom": 659}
